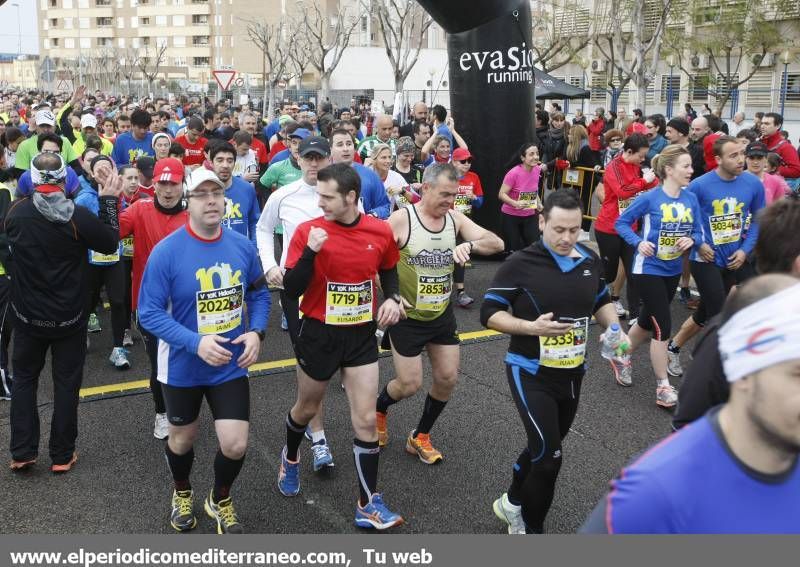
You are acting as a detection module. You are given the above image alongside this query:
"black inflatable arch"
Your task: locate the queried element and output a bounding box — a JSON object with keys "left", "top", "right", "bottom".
{"left": 416, "top": 0, "right": 536, "bottom": 235}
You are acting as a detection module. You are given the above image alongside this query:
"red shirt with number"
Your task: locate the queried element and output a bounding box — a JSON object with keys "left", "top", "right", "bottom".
{"left": 175, "top": 135, "right": 208, "bottom": 167}
{"left": 453, "top": 171, "right": 483, "bottom": 216}
{"left": 285, "top": 215, "right": 399, "bottom": 325}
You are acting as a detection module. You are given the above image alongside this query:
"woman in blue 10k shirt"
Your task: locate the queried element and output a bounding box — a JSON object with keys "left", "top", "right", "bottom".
{"left": 615, "top": 146, "right": 703, "bottom": 408}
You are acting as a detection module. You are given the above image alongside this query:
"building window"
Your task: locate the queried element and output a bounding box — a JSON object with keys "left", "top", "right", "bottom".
{"left": 96, "top": 0, "right": 111, "bottom": 5}
{"left": 96, "top": 17, "right": 113, "bottom": 27}
{"left": 99, "top": 37, "right": 113, "bottom": 46}
{"left": 79, "top": 18, "right": 90, "bottom": 28}
{"left": 173, "top": 35, "right": 186, "bottom": 47}
{"left": 155, "top": 15, "right": 167, "bottom": 25}
{"left": 141, "top": 17, "right": 151, "bottom": 25}
{"left": 192, "top": 14, "right": 208, "bottom": 24}
{"left": 142, "top": 36, "right": 151, "bottom": 46}
{"left": 690, "top": 74, "right": 710, "bottom": 101}
{"left": 65, "top": 38, "right": 75, "bottom": 49}
{"left": 50, "top": 18, "right": 58, "bottom": 28}
{"left": 660, "top": 74, "right": 680, "bottom": 103}
{"left": 173, "top": 15, "right": 185, "bottom": 26}
{"left": 52, "top": 38, "right": 60, "bottom": 47}
{"left": 783, "top": 73, "right": 800, "bottom": 103}
{"left": 118, "top": 37, "right": 126, "bottom": 47}
{"left": 192, "top": 36, "right": 210, "bottom": 45}
{"left": 50, "top": 0, "right": 57, "bottom": 6}
{"left": 193, "top": 57, "right": 210, "bottom": 66}
{"left": 80, "top": 37, "right": 91, "bottom": 49}
{"left": 191, "top": 0, "right": 208, "bottom": 3}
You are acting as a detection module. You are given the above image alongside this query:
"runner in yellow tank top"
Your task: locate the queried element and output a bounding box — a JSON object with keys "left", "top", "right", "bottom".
{"left": 377, "top": 163, "right": 504, "bottom": 464}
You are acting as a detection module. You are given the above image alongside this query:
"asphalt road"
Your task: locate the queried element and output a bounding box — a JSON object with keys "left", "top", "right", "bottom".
{"left": 0, "top": 257, "right": 699, "bottom": 534}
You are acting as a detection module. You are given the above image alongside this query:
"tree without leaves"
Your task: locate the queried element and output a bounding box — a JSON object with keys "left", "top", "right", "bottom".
{"left": 119, "top": 46, "right": 140, "bottom": 96}
{"left": 593, "top": 0, "right": 674, "bottom": 113}
{"left": 299, "top": 1, "right": 360, "bottom": 101}
{"left": 663, "top": 0, "right": 795, "bottom": 113}
{"left": 286, "top": 25, "right": 312, "bottom": 92}
{"left": 240, "top": 16, "right": 292, "bottom": 122}
{"left": 531, "top": 0, "right": 594, "bottom": 73}
{"left": 371, "top": 0, "right": 434, "bottom": 93}
{"left": 137, "top": 42, "right": 168, "bottom": 95}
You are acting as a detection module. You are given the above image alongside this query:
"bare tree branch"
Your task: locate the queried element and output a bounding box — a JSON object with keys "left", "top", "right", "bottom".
{"left": 371, "top": 0, "right": 434, "bottom": 92}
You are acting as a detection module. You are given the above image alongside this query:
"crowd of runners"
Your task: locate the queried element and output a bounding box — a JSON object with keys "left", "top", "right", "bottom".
{"left": 1, "top": 86, "right": 798, "bottom": 534}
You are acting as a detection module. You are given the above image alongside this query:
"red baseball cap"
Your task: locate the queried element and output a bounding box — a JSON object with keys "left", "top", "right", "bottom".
{"left": 152, "top": 157, "right": 185, "bottom": 184}
{"left": 452, "top": 148, "right": 473, "bottom": 161}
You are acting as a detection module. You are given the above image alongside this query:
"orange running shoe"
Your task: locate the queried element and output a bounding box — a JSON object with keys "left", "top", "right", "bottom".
{"left": 10, "top": 458, "right": 36, "bottom": 471}
{"left": 376, "top": 412, "right": 388, "bottom": 447}
{"left": 405, "top": 430, "right": 443, "bottom": 464}
{"left": 51, "top": 452, "right": 78, "bottom": 474}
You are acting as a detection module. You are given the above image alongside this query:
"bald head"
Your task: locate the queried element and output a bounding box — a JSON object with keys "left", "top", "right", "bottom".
{"left": 375, "top": 114, "right": 394, "bottom": 142}
{"left": 690, "top": 116, "right": 709, "bottom": 141}
{"left": 412, "top": 102, "right": 428, "bottom": 122}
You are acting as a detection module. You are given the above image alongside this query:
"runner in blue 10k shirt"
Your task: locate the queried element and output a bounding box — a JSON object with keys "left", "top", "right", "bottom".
{"left": 138, "top": 167, "right": 270, "bottom": 535}
{"left": 209, "top": 142, "right": 261, "bottom": 245}
{"left": 616, "top": 146, "right": 704, "bottom": 408}
{"left": 665, "top": 136, "right": 766, "bottom": 379}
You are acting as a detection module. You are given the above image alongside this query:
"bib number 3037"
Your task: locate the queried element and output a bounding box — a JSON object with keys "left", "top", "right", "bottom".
{"left": 196, "top": 284, "right": 244, "bottom": 335}
{"left": 539, "top": 317, "right": 589, "bottom": 369}
{"left": 325, "top": 280, "right": 373, "bottom": 325}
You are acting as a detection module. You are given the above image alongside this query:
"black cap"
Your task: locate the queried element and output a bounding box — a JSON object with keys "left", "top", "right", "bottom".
{"left": 745, "top": 141, "right": 768, "bottom": 157}
{"left": 298, "top": 136, "right": 331, "bottom": 157}
{"left": 666, "top": 118, "right": 690, "bottom": 137}
{"left": 136, "top": 156, "right": 156, "bottom": 178}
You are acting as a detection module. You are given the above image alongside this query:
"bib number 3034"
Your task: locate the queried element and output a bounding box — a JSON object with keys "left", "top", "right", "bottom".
{"left": 196, "top": 284, "right": 244, "bottom": 335}
{"left": 539, "top": 317, "right": 589, "bottom": 369}
{"left": 325, "top": 280, "right": 373, "bottom": 325}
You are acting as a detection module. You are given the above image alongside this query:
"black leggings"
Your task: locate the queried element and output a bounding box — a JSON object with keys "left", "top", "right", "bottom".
{"left": 691, "top": 261, "right": 755, "bottom": 326}
{"left": 87, "top": 263, "right": 126, "bottom": 347}
{"left": 633, "top": 273, "right": 680, "bottom": 339}
{"left": 594, "top": 230, "right": 640, "bottom": 317}
{"left": 136, "top": 312, "right": 166, "bottom": 414}
{"left": 505, "top": 363, "right": 581, "bottom": 534}
{"left": 502, "top": 214, "right": 540, "bottom": 253}
{"left": 122, "top": 258, "right": 133, "bottom": 330}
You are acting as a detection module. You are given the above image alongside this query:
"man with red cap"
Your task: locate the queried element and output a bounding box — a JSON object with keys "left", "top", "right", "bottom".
{"left": 119, "top": 157, "right": 188, "bottom": 440}
{"left": 451, "top": 147, "right": 484, "bottom": 307}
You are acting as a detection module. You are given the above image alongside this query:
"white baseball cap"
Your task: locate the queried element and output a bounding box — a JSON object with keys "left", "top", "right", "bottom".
{"left": 187, "top": 167, "right": 224, "bottom": 193}
{"left": 35, "top": 109, "right": 56, "bottom": 126}
{"left": 80, "top": 114, "right": 98, "bottom": 129}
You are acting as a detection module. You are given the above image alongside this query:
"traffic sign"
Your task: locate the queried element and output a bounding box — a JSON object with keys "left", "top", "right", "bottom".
{"left": 56, "top": 79, "right": 74, "bottom": 92}
{"left": 178, "top": 79, "right": 190, "bottom": 90}
{"left": 212, "top": 69, "right": 236, "bottom": 91}
{"left": 40, "top": 56, "right": 56, "bottom": 82}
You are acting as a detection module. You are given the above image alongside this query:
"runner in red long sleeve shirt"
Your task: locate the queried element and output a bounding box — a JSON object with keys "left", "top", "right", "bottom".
{"left": 761, "top": 113, "right": 800, "bottom": 190}
{"left": 118, "top": 158, "right": 188, "bottom": 439}
{"left": 593, "top": 133, "right": 659, "bottom": 320}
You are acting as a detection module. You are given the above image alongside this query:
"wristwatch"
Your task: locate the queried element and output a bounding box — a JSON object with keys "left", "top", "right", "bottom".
{"left": 389, "top": 293, "right": 402, "bottom": 305}
{"left": 252, "top": 329, "right": 266, "bottom": 341}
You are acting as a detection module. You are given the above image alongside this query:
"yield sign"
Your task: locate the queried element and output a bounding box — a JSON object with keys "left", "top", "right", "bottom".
{"left": 212, "top": 69, "right": 237, "bottom": 90}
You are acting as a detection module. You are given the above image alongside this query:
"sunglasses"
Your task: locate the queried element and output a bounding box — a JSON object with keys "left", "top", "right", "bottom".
{"left": 457, "top": 159, "right": 472, "bottom": 164}
{"left": 609, "top": 138, "right": 622, "bottom": 143}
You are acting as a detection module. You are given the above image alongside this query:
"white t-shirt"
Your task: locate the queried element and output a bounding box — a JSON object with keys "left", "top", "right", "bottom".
{"left": 379, "top": 168, "right": 411, "bottom": 209}
{"left": 233, "top": 149, "right": 258, "bottom": 178}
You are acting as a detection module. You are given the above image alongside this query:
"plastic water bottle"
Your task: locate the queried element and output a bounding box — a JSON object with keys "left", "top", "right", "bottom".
{"left": 601, "top": 323, "right": 630, "bottom": 361}
{"left": 603, "top": 323, "right": 633, "bottom": 386}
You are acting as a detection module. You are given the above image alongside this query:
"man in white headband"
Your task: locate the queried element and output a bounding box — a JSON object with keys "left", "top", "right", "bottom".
{"left": 581, "top": 273, "right": 800, "bottom": 533}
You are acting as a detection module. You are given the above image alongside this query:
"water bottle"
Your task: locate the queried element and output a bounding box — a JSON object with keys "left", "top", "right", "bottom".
{"left": 603, "top": 323, "right": 633, "bottom": 387}
{"left": 601, "top": 323, "right": 630, "bottom": 361}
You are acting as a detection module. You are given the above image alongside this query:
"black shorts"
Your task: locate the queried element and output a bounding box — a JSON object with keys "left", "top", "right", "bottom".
{"left": 295, "top": 317, "right": 378, "bottom": 381}
{"left": 382, "top": 305, "right": 460, "bottom": 358}
{"left": 162, "top": 376, "right": 250, "bottom": 426}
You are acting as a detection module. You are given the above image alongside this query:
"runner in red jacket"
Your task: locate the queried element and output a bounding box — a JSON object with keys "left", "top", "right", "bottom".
{"left": 118, "top": 157, "right": 188, "bottom": 440}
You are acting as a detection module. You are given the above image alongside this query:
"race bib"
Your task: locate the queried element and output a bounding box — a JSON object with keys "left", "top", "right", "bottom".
{"left": 121, "top": 236, "right": 134, "bottom": 258}
{"left": 517, "top": 191, "right": 540, "bottom": 210}
{"left": 196, "top": 284, "right": 244, "bottom": 335}
{"left": 539, "top": 317, "right": 589, "bottom": 369}
{"left": 709, "top": 213, "right": 742, "bottom": 245}
{"left": 90, "top": 249, "right": 120, "bottom": 264}
{"left": 325, "top": 280, "right": 373, "bottom": 325}
{"left": 618, "top": 197, "right": 635, "bottom": 214}
{"left": 656, "top": 228, "right": 690, "bottom": 261}
{"left": 454, "top": 194, "right": 472, "bottom": 215}
{"left": 416, "top": 274, "right": 452, "bottom": 311}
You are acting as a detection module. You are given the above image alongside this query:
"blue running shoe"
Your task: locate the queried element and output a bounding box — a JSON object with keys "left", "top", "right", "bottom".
{"left": 277, "top": 446, "right": 300, "bottom": 496}
{"left": 311, "top": 441, "right": 334, "bottom": 471}
{"left": 354, "top": 493, "right": 404, "bottom": 530}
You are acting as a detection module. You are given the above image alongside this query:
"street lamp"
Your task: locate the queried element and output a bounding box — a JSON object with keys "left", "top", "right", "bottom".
{"left": 666, "top": 54, "right": 676, "bottom": 119}
{"left": 779, "top": 49, "right": 792, "bottom": 117}
{"left": 428, "top": 67, "right": 436, "bottom": 105}
{"left": 11, "top": 3, "right": 20, "bottom": 57}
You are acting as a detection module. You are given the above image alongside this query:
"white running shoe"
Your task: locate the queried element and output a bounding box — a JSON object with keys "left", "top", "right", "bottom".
{"left": 667, "top": 350, "right": 683, "bottom": 377}
{"left": 109, "top": 347, "right": 130, "bottom": 369}
{"left": 123, "top": 328, "right": 134, "bottom": 347}
{"left": 613, "top": 300, "right": 629, "bottom": 318}
{"left": 493, "top": 493, "right": 526, "bottom": 535}
{"left": 656, "top": 384, "right": 679, "bottom": 408}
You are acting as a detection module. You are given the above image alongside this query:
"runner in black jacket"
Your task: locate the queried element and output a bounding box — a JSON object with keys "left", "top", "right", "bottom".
{"left": 5, "top": 152, "right": 121, "bottom": 473}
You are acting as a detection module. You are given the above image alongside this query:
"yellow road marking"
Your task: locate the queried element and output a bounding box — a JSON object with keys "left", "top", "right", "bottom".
{"left": 79, "top": 328, "right": 503, "bottom": 399}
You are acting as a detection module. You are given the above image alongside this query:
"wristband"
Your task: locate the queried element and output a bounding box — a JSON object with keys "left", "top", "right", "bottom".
{"left": 468, "top": 240, "right": 474, "bottom": 252}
